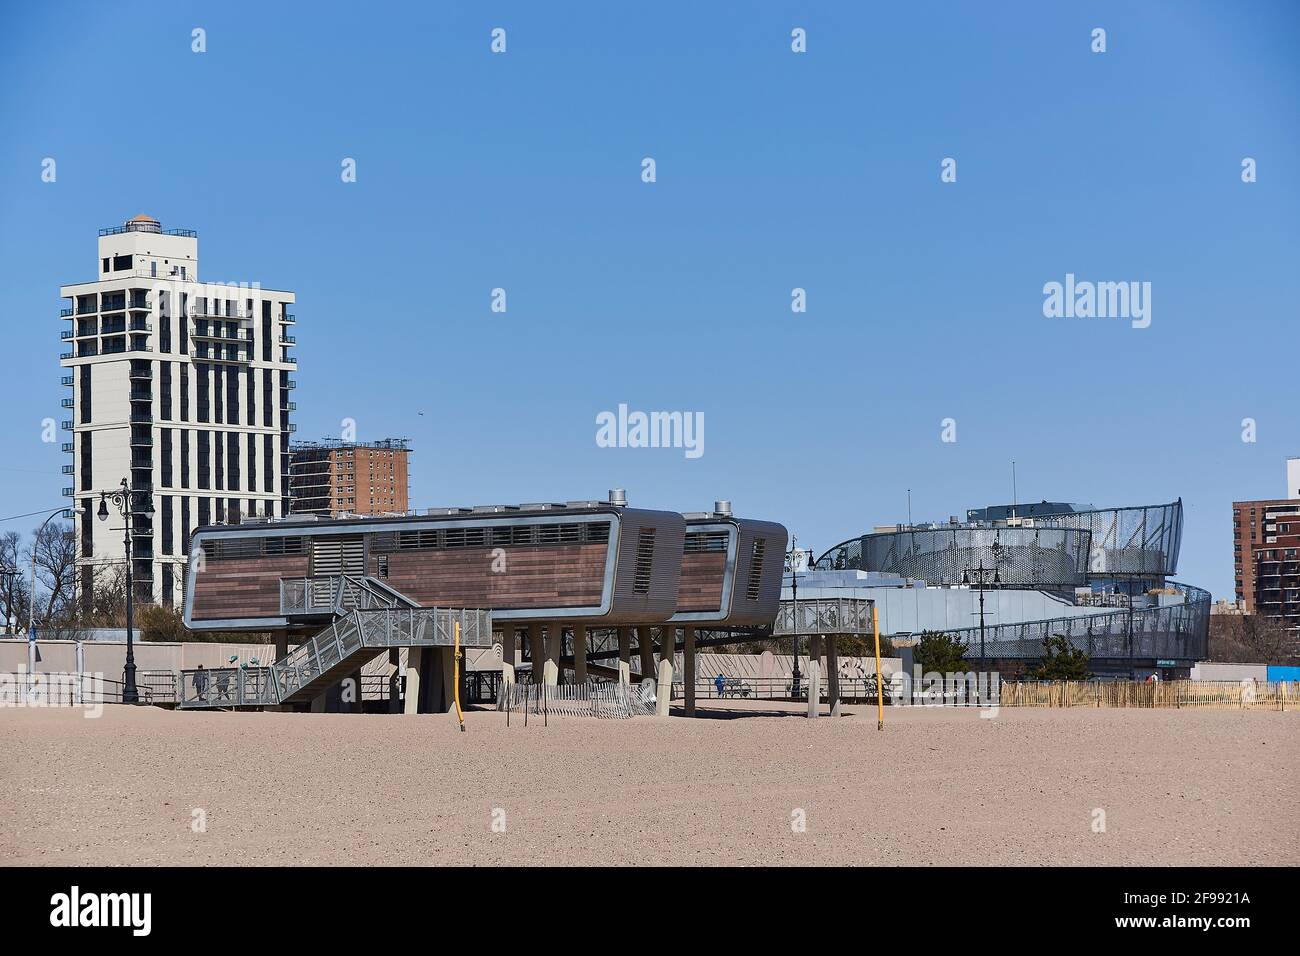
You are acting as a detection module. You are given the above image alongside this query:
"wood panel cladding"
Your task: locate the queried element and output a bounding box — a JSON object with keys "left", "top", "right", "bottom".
{"left": 676, "top": 552, "right": 726, "bottom": 612}
{"left": 375, "top": 542, "right": 607, "bottom": 609}
{"left": 190, "top": 555, "right": 309, "bottom": 620}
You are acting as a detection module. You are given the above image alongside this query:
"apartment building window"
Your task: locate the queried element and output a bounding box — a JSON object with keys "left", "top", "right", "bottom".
{"left": 79, "top": 365, "right": 91, "bottom": 423}
{"left": 160, "top": 362, "right": 172, "bottom": 420}
{"left": 215, "top": 498, "right": 225, "bottom": 524}
{"left": 247, "top": 433, "right": 257, "bottom": 492}
{"left": 160, "top": 429, "right": 173, "bottom": 488}
{"left": 196, "top": 364, "right": 210, "bottom": 423}
{"left": 227, "top": 432, "right": 240, "bottom": 492}
{"left": 247, "top": 366, "right": 256, "bottom": 426}
{"left": 79, "top": 431, "right": 92, "bottom": 491}
{"left": 213, "top": 365, "right": 224, "bottom": 424}
{"left": 179, "top": 294, "right": 188, "bottom": 354}
{"left": 264, "top": 434, "right": 275, "bottom": 493}
{"left": 228, "top": 497, "right": 240, "bottom": 524}
{"left": 81, "top": 498, "right": 93, "bottom": 559}
{"left": 180, "top": 496, "right": 190, "bottom": 553}
{"left": 181, "top": 429, "right": 191, "bottom": 487}
{"left": 198, "top": 497, "right": 210, "bottom": 527}
{"left": 161, "top": 497, "right": 173, "bottom": 556}
{"left": 262, "top": 300, "right": 272, "bottom": 362}
{"left": 226, "top": 366, "right": 240, "bottom": 426}
{"left": 180, "top": 365, "right": 189, "bottom": 422}
{"left": 197, "top": 432, "right": 210, "bottom": 490}
{"left": 214, "top": 430, "right": 224, "bottom": 491}
{"left": 262, "top": 369, "right": 273, "bottom": 427}
{"left": 160, "top": 297, "right": 171, "bottom": 353}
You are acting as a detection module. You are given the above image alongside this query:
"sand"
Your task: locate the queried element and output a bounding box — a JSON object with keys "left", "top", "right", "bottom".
{"left": 2, "top": 701, "right": 1296, "bottom": 866}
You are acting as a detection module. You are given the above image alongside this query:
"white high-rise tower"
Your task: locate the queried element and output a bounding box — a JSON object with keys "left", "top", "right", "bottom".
{"left": 59, "top": 215, "right": 299, "bottom": 606}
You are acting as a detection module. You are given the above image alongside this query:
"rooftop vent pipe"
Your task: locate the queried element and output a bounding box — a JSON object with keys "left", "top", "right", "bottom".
{"left": 608, "top": 489, "right": 627, "bottom": 507}
{"left": 713, "top": 500, "right": 732, "bottom": 516}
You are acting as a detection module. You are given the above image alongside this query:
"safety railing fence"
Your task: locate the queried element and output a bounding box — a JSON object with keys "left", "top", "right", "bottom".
{"left": 947, "top": 583, "right": 1211, "bottom": 661}
{"left": 497, "top": 679, "right": 655, "bottom": 720}
{"left": 662, "top": 676, "right": 892, "bottom": 703}
{"left": 998, "top": 679, "right": 1299, "bottom": 710}
{"left": 0, "top": 671, "right": 155, "bottom": 706}
{"left": 279, "top": 575, "right": 409, "bottom": 616}
{"left": 178, "top": 606, "right": 493, "bottom": 707}
{"left": 180, "top": 666, "right": 278, "bottom": 707}
{"left": 772, "top": 597, "right": 874, "bottom": 636}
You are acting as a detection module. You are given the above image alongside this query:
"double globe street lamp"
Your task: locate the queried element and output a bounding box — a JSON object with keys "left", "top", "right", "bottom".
{"left": 98, "top": 478, "right": 153, "bottom": 704}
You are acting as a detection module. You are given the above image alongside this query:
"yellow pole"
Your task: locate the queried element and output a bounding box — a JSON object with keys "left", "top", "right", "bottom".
{"left": 453, "top": 620, "right": 466, "bottom": 733}
{"left": 872, "top": 605, "right": 884, "bottom": 731}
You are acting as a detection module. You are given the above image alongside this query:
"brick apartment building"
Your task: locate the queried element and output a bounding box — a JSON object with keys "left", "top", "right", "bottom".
{"left": 287, "top": 439, "right": 410, "bottom": 517}
{"left": 1232, "top": 458, "right": 1300, "bottom": 631}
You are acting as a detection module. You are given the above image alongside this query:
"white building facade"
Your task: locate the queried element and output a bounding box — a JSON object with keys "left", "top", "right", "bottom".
{"left": 60, "top": 215, "right": 298, "bottom": 605}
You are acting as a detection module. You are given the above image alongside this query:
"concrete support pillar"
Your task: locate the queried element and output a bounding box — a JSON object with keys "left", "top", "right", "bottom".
{"left": 499, "top": 629, "right": 516, "bottom": 689}
{"left": 274, "top": 632, "right": 289, "bottom": 662}
{"left": 659, "top": 626, "right": 675, "bottom": 667}
{"left": 800, "top": 647, "right": 821, "bottom": 723}
{"left": 438, "top": 646, "right": 455, "bottom": 713}
{"left": 638, "top": 627, "right": 654, "bottom": 683}
{"left": 527, "top": 623, "right": 545, "bottom": 685}
{"left": 403, "top": 646, "right": 426, "bottom": 714}
{"left": 388, "top": 648, "right": 401, "bottom": 713}
{"left": 544, "top": 624, "right": 561, "bottom": 687}
{"left": 572, "top": 624, "right": 588, "bottom": 685}
{"left": 826, "top": 635, "right": 841, "bottom": 718}
{"left": 683, "top": 626, "right": 697, "bottom": 717}
{"left": 617, "top": 627, "right": 632, "bottom": 685}
{"left": 655, "top": 656, "right": 673, "bottom": 717}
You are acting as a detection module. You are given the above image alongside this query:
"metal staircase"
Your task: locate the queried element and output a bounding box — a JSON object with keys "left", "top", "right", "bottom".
{"left": 178, "top": 576, "right": 491, "bottom": 709}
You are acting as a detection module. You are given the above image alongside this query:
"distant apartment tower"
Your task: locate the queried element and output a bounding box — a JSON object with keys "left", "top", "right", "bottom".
{"left": 60, "top": 215, "right": 298, "bottom": 605}
{"left": 288, "top": 439, "right": 410, "bottom": 517}
{"left": 1232, "top": 458, "right": 1300, "bottom": 629}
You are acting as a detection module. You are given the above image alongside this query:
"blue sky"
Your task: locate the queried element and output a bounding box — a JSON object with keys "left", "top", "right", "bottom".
{"left": 1, "top": 0, "right": 1297, "bottom": 600}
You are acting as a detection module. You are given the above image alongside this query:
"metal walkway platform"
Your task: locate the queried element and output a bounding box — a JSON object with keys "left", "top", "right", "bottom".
{"left": 177, "top": 575, "right": 491, "bottom": 709}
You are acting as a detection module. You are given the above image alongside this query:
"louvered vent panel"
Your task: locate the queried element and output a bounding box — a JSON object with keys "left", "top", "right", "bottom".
{"left": 633, "top": 528, "right": 656, "bottom": 594}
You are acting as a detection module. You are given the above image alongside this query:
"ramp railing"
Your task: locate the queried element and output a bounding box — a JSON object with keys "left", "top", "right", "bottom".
{"left": 178, "top": 597, "right": 491, "bottom": 708}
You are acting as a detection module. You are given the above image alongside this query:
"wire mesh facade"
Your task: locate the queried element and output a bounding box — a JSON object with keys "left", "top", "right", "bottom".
{"left": 946, "top": 583, "right": 1210, "bottom": 661}
{"left": 814, "top": 500, "right": 1183, "bottom": 587}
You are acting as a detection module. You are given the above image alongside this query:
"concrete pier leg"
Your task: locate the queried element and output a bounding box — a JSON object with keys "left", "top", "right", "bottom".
{"left": 638, "top": 627, "right": 654, "bottom": 684}
{"left": 683, "top": 626, "right": 697, "bottom": 717}
{"left": 268, "top": 632, "right": 291, "bottom": 711}
{"left": 806, "top": 635, "right": 823, "bottom": 718}
{"left": 527, "top": 623, "right": 545, "bottom": 685}
{"left": 438, "top": 646, "right": 455, "bottom": 713}
{"left": 659, "top": 626, "right": 675, "bottom": 668}
{"left": 388, "top": 648, "right": 401, "bottom": 713}
{"left": 656, "top": 656, "right": 674, "bottom": 717}
{"left": 826, "top": 635, "right": 841, "bottom": 718}
{"left": 403, "top": 645, "right": 425, "bottom": 714}
{"left": 573, "top": 624, "right": 588, "bottom": 685}
{"left": 617, "top": 627, "right": 632, "bottom": 685}
{"left": 499, "top": 629, "right": 516, "bottom": 689}
{"left": 544, "top": 624, "right": 561, "bottom": 687}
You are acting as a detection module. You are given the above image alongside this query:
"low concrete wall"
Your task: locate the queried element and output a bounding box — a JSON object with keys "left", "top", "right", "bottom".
{"left": 1189, "top": 661, "right": 1269, "bottom": 682}
{"left": 0, "top": 639, "right": 276, "bottom": 679}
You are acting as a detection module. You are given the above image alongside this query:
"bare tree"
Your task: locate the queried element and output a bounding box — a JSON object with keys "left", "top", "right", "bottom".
{"left": 1208, "top": 614, "right": 1300, "bottom": 665}
{"left": 27, "top": 522, "right": 77, "bottom": 626}
{"left": 0, "top": 531, "right": 31, "bottom": 633}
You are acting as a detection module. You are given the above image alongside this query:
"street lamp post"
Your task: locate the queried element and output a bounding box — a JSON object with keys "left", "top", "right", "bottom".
{"left": 961, "top": 563, "right": 1001, "bottom": 666}
{"left": 24, "top": 507, "right": 69, "bottom": 690}
{"left": 789, "top": 535, "right": 801, "bottom": 700}
{"left": 98, "top": 478, "right": 153, "bottom": 704}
